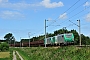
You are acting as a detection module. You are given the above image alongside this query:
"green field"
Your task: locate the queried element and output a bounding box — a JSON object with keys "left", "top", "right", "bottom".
{"left": 12, "top": 46, "right": 90, "bottom": 60}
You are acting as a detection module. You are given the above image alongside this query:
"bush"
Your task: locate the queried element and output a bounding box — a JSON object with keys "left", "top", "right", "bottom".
{"left": 0, "top": 42, "right": 9, "bottom": 51}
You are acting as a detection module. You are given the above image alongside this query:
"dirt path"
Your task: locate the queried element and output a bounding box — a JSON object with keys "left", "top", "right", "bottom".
{"left": 13, "top": 51, "right": 17, "bottom": 60}
{"left": 13, "top": 51, "right": 24, "bottom": 60}
{"left": 16, "top": 51, "right": 24, "bottom": 60}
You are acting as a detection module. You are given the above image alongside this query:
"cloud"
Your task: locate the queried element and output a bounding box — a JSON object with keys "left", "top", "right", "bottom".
{"left": 47, "top": 18, "right": 52, "bottom": 20}
{"left": 83, "top": 2, "right": 90, "bottom": 7}
{"left": 0, "top": 0, "right": 38, "bottom": 10}
{"left": 40, "top": 0, "right": 64, "bottom": 8}
{"left": 85, "top": 13, "right": 90, "bottom": 22}
{"left": 0, "top": 11, "right": 24, "bottom": 19}
{"left": 0, "top": 2, "right": 32, "bottom": 10}
{"left": 0, "top": 0, "right": 8, "bottom": 3}
{"left": 0, "top": 0, "right": 64, "bottom": 10}
{"left": 59, "top": 13, "right": 67, "bottom": 19}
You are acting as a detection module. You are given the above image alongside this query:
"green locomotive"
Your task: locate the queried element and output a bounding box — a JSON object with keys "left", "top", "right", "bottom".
{"left": 45, "top": 33, "right": 74, "bottom": 45}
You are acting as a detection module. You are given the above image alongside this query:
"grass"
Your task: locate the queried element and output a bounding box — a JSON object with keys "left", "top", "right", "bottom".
{"left": 11, "top": 48, "right": 29, "bottom": 60}
{"left": 11, "top": 46, "right": 90, "bottom": 60}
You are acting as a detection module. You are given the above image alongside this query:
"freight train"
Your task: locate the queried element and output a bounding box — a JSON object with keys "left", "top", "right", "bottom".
{"left": 10, "top": 33, "right": 74, "bottom": 47}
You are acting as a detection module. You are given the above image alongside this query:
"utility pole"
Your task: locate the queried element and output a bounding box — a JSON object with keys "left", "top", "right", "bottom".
{"left": 14, "top": 37, "right": 15, "bottom": 47}
{"left": 45, "top": 19, "right": 47, "bottom": 47}
{"left": 77, "top": 20, "right": 81, "bottom": 46}
{"left": 20, "top": 37, "right": 21, "bottom": 47}
{"left": 33, "top": 38, "right": 34, "bottom": 42}
{"left": 44, "top": 19, "right": 60, "bottom": 47}
{"left": 28, "top": 32, "right": 30, "bottom": 47}
{"left": 69, "top": 20, "right": 81, "bottom": 46}
{"left": 63, "top": 27, "right": 66, "bottom": 33}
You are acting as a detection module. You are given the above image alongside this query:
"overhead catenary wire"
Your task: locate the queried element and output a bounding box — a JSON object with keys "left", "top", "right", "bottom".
{"left": 63, "top": 10, "right": 90, "bottom": 30}
{"left": 54, "top": 0, "right": 89, "bottom": 25}
{"left": 47, "top": 0, "right": 89, "bottom": 29}
{"left": 68, "top": 0, "right": 89, "bottom": 15}
{"left": 47, "top": 0, "right": 81, "bottom": 27}
{"left": 63, "top": 0, "right": 81, "bottom": 13}
{"left": 68, "top": 6, "right": 90, "bottom": 20}
{"left": 44, "top": 0, "right": 82, "bottom": 34}
{"left": 56, "top": 1, "right": 90, "bottom": 29}
{"left": 66, "top": 1, "right": 90, "bottom": 28}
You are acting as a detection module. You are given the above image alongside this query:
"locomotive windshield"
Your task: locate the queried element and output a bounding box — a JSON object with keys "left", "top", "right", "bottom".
{"left": 65, "top": 34, "right": 72, "bottom": 38}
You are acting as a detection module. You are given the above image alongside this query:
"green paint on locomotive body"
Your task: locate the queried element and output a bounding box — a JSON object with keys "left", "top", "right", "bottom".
{"left": 64, "top": 33, "right": 74, "bottom": 42}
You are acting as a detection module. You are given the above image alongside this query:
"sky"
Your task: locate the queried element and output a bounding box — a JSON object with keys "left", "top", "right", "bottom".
{"left": 0, "top": 0, "right": 90, "bottom": 41}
